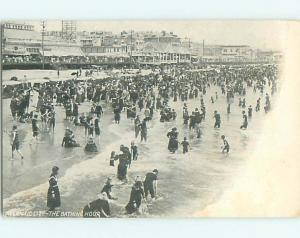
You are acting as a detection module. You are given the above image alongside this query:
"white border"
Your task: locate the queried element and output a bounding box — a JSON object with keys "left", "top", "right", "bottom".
{"left": 1, "top": 0, "right": 300, "bottom": 237}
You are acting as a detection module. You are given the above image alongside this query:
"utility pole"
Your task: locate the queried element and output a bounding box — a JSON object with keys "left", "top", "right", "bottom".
{"left": 188, "top": 38, "right": 191, "bottom": 63}
{"left": 130, "top": 30, "right": 133, "bottom": 68}
{"left": 41, "top": 21, "right": 46, "bottom": 70}
{"left": 202, "top": 40, "right": 205, "bottom": 56}
{"left": 1, "top": 23, "right": 4, "bottom": 55}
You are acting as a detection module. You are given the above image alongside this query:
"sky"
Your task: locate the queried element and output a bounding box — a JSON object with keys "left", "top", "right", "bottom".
{"left": 24, "top": 20, "right": 288, "bottom": 50}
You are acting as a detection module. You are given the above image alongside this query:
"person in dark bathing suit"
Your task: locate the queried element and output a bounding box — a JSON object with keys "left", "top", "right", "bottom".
{"left": 181, "top": 137, "right": 190, "bottom": 154}
{"left": 47, "top": 166, "right": 60, "bottom": 212}
{"left": 240, "top": 110, "right": 248, "bottom": 129}
{"left": 10, "top": 125, "right": 24, "bottom": 160}
{"left": 144, "top": 169, "right": 158, "bottom": 200}
{"left": 214, "top": 110, "right": 221, "bottom": 128}
{"left": 125, "top": 177, "right": 145, "bottom": 214}
{"left": 221, "top": 135, "right": 230, "bottom": 153}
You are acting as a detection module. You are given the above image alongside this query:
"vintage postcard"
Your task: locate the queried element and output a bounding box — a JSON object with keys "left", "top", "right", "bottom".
{"left": 1, "top": 20, "right": 300, "bottom": 218}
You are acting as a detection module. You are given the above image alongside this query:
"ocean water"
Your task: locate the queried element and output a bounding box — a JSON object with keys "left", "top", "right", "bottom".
{"left": 2, "top": 70, "right": 276, "bottom": 218}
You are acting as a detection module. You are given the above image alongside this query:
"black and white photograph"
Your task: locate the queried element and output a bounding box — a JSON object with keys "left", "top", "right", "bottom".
{"left": 1, "top": 20, "right": 300, "bottom": 218}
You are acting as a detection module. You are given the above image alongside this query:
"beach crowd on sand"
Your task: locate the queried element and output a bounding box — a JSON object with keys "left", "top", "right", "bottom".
{"left": 5, "top": 63, "right": 278, "bottom": 217}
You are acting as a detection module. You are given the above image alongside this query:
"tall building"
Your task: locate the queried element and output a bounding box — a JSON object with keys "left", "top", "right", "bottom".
{"left": 61, "top": 20, "right": 77, "bottom": 41}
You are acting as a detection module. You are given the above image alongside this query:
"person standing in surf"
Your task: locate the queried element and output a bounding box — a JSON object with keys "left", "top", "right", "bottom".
{"left": 117, "top": 146, "right": 130, "bottom": 181}
{"left": 221, "top": 135, "right": 230, "bottom": 153}
{"left": 131, "top": 141, "right": 139, "bottom": 161}
{"left": 144, "top": 169, "right": 158, "bottom": 200}
{"left": 101, "top": 177, "right": 117, "bottom": 200}
{"left": 167, "top": 127, "right": 179, "bottom": 153}
{"left": 183, "top": 108, "right": 189, "bottom": 125}
{"left": 10, "top": 125, "right": 24, "bottom": 160}
{"left": 181, "top": 137, "right": 190, "bottom": 154}
{"left": 94, "top": 117, "right": 101, "bottom": 144}
{"left": 248, "top": 105, "right": 253, "bottom": 118}
{"left": 125, "top": 177, "right": 145, "bottom": 214}
{"left": 140, "top": 119, "right": 148, "bottom": 142}
{"left": 255, "top": 97, "right": 261, "bottom": 112}
{"left": 49, "top": 106, "right": 56, "bottom": 133}
{"left": 114, "top": 106, "right": 121, "bottom": 124}
{"left": 214, "top": 110, "right": 221, "bottom": 129}
{"left": 47, "top": 166, "right": 61, "bottom": 212}
{"left": 240, "top": 110, "right": 248, "bottom": 129}
{"left": 227, "top": 103, "right": 231, "bottom": 114}
{"left": 31, "top": 114, "right": 39, "bottom": 144}
{"left": 134, "top": 115, "right": 141, "bottom": 138}
{"left": 264, "top": 93, "right": 271, "bottom": 113}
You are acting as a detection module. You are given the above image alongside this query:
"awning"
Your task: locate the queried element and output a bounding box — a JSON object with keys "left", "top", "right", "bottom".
{"left": 3, "top": 50, "right": 30, "bottom": 56}
{"left": 43, "top": 51, "right": 54, "bottom": 57}
{"left": 42, "top": 47, "right": 84, "bottom": 57}
{"left": 87, "top": 52, "right": 130, "bottom": 58}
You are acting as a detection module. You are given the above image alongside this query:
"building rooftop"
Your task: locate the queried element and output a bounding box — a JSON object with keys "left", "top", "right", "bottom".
{"left": 141, "top": 42, "right": 192, "bottom": 54}
{"left": 4, "top": 28, "right": 41, "bottom": 40}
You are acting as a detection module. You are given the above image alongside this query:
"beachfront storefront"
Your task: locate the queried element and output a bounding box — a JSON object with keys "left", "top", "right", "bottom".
{"left": 132, "top": 42, "right": 192, "bottom": 65}
{"left": 85, "top": 52, "right": 130, "bottom": 64}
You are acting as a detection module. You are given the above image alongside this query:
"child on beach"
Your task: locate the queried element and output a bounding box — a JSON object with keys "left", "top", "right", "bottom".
{"left": 181, "top": 137, "right": 190, "bottom": 154}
